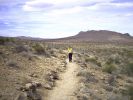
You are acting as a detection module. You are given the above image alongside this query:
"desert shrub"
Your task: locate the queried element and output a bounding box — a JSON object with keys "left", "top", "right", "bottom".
{"left": 125, "top": 63, "right": 133, "bottom": 76}
{"left": 32, "top": 43, "right": 51, "bottom": 57}
{"left": 85, "top": 56, "right": 101, "bottom": 67}
{"left": 21, "top": 76, "right": 32, "bottom": 85}
{"left": 49, "top": 49, "right": 57, "bottom": 57}
{"left": 50, "top": 49, "right": 54, "bottom": 55}
{"left": 77, "top": 70, "right": 91, "bottom": 77}
{"left": 0, "top": 38, "right": 6, "bottom": 45}
{"left": 0, "top": 52, "right": 6, "bottom": 63}
{"left": 114, "top": 58, "right": 121, "bottom": 64}
{"left": 0, "top": 56, "right": 4, "bottom": 63}
{"left": 128, "top": 85, "right": 133, "bottom": 100}
{"left": 0, "top": 37, "right": 15, "bottom": 45}
{"left": 77, "top": 69, "right": 98, "bottom": 83}
{"left": 15, "top": 45, "right": 29, "bottom": 53}
{"left": 106, "top": 56, "right": 121, "bottom": 66}
{"left": 32, "top": 43, "right": 46, "bottom": 54}
{"left": 107, "top": 94, "right": 129, "bottom": 100}
{"left": 77, "top": 95, "right": 88, "bottom": 100}
{"left": 106, "top": 58, "right": 115, "bottom": 65}
{"left": 21, "top": 52, "right": 36, "bottom": 61}
{"left": 7, "top": 61, "right": 19, "bottom": 68}
{"left": 102, "top": 64, "right": 116, "bottom": 74}
{"left": 124, "top": 49, "right": 133, "bottom": 58}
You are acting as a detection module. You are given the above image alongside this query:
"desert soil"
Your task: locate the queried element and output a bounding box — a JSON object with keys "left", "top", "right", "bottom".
{"left": 46, "top": 60, "right": 79, "bottom": 100}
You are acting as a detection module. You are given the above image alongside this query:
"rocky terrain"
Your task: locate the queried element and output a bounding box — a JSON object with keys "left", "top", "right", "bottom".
{"left": 0, "top": 31, "right": 133, "bottom": 100}
{"left": 50, "top": 30, "right": 133, "bottom": 43}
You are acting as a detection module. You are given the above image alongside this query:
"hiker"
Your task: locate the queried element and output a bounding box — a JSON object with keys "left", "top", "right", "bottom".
{"left": 68, "top": 47, "right": 73, "bottom": 62}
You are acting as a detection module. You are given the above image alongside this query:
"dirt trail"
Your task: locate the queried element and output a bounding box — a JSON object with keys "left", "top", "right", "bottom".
{"left": 46, "top": 60, "right": 78, "bottom": 100}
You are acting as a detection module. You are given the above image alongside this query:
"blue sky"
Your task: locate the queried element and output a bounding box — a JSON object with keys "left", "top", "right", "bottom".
{"left": 0, "top": 0, "right": 133, "bottom": 38}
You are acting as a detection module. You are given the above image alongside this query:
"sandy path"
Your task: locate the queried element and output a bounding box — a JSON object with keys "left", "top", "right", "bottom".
{"left": 46, "top": 61, "right": 78, "bottom": 100}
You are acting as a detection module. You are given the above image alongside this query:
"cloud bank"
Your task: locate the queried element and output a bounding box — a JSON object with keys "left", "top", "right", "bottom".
{"left": 0, "top": 0, "right": 133, "bottom": 38}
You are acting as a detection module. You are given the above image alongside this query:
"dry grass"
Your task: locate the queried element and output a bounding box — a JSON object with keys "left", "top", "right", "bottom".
{"left": 102, "top": 63, "right": 116, "bottom": 74}
{"left": 0, "top": 37, "right": 133, "bottom": 100}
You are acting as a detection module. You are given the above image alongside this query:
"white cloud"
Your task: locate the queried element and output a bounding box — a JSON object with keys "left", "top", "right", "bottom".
{"left": 1, "top": 0, "right": 133, "bottom": 37}
{"left": 100, "top": 2, "right": 133, "bottom": 8}
{"left": 125, "top": 13, "right": 133, "bottom": 16}
{"left": 86, "top": 2, "right": 133, "bottom": 11}
{"left": 47, "top": 6, "right": 83, "bottom": 16}
{"left": 22, "top": 0, "right": 114, "bottom": 11}
{"left": 22, "top": 0, "right": 79, "bottom": 11}
{"left": 22, "top": 0, "right": 133, "bottom": 19}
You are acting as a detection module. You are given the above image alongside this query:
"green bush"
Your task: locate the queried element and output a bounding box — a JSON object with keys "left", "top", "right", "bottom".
{"left": 0, "top": 37, "right": 15, "bottom": 45}
{"left": 7, "top": 61, "right": 19, "bottom": 68}
{"left": 128, "top": 85, "right": 133, "bottom": 100}
{"left": 106, "top": 57, "right": 120, "bottom": 65}
{"left": 32, "top": 43, "right": 51, "bottom": 57}
{"left": 106, "top": 58, "right": 114, "bottom": 65}
{"left": 102, "top": 64, "right": 116, "bottom": 74}
{"left": 124, "top": 49, "right": 133, "bottom": 58}
{"left": 0, "top": 38, "right": 5, "bottom": 44}
{"left": 32, "top": 43, "right": 46, "bottom": 54}
{"left": 85, "top": 56, "right": 101, "bottom": 67}
{"left": 15, "top": 45, "right": 29, "bottom": 53}
{"left": 85, "top": 57, "right": 97, "bottom": 63}
{"left": 126, "top": 63, "right": 133, "bottom": 76}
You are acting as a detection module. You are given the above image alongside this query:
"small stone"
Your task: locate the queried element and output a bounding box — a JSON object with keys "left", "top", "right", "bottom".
{"left": 95, "top": 90, "right": 98, "bottom": 92}
{"left": 44, "top": 83, "right": 52, "bottom": 90}
{"left": 30, "top": 73, "right": 38, "bottom": 78}
{"left": 25, "top": 83, "right": 33, "bottom": 90}
{"left": 32, "top": 81, "right": 42, "bottom": 88}
{"left": 100, "top": 76, "right": 105, "bottom": 80}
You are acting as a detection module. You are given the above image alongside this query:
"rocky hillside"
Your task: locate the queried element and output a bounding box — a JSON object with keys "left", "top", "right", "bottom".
{"left": 7, "top": 30, "right": 133, "bottom": 44}
{"left": 52, "top": 30, "right": 133, "bottom": 43}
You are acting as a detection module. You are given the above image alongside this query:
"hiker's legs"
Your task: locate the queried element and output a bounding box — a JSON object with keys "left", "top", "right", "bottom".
{"left": 69, "top": 53, "right": 71, "bottom": 62}
{"left": 69, "top": 53, "right": 72, "bottom": 62}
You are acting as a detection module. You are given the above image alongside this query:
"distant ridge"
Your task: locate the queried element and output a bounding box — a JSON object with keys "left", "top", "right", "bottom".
{"left": 52, "top": 30, "right": 133, "bottom": 43}
{"left": 0, "top": 30, "right": 133, "bottom": 43}
{"left": 16, "top": 36, "right": 44, "bottom": 40}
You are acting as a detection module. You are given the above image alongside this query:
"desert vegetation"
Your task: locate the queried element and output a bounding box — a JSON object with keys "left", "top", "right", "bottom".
{"left": 74, "top": 43, "right": 133, "bottom": 100}
{"left": 0, "top": 37, "right": 16, "bottom": 45}
{"left": 0, "top": 36, "right": 133, "bottom": 100}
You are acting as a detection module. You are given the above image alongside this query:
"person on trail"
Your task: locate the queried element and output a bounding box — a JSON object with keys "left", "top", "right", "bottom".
{"left": 68, "top": 47, "right": 73, "bottom": 62}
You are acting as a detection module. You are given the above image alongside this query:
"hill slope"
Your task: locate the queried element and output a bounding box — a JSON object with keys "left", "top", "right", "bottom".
{"left": 53, "top": 30, "right": 133, "bottom": 43}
